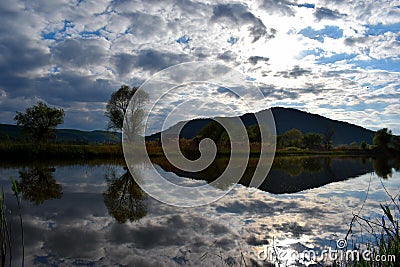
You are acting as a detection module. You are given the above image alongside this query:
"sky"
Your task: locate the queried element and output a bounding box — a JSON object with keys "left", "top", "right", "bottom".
{"left": 0, "top": 0, "right": 399, "bottom": 133}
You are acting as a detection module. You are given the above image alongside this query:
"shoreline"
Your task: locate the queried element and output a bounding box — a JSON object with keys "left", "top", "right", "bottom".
{"left": 0, "top": 142, "right": 385, "bottom": 161}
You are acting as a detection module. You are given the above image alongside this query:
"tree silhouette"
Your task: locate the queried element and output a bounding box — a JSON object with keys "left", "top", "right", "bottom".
{"left": 105, "top": 85, "right": 149, "bottom": 135}
{"left": 14, "top": 101, "right": 64, "bottom": 143}
{"left": 18, "top": 166, "right": 62, "bottom": 205}
{"left": 302, "top": 132, "right": 323, "bottom": 149}
{"left": 103, "top": 167, "right": 147, "bottom": 223}
{"left": 105, "top": 85, "right": 137, "bottom": 132}
{"left": 277, "top": 128, "right": 303, "bottom": 148}
{"left": 373, "top": 128, "right": 393, "bottom": 151}
{"left": 323, "top": 127, "right": 334, "bottom": 150}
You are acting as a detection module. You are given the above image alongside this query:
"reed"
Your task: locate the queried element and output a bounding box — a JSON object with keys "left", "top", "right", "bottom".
{"left": 0, "top": 178, "right": 24, "bottom": 266}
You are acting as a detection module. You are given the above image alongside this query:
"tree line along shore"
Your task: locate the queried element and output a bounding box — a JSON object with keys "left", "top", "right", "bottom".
{"left": 1, "top": 85, "right": 399, "bottom": 160}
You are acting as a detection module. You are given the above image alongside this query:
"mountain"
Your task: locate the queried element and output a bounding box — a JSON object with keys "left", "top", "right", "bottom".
{"left": 0, "top": 124, "right": 121, "bottom": 144}
{"left": 147, "top": 107, "right": 376, "bottom": 146}
{"left": 1, "top": 107, "right": 376, "bottom": 145}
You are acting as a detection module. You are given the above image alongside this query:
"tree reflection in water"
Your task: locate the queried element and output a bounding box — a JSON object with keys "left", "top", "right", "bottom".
{"left": 372, "top": 156, "right": 400, "bottom": 179}
{"left": 18, "top": 166, "right": 62, "bottom": 205}
{"left": 103, "top": 167, "right": 147, "bottom": 223}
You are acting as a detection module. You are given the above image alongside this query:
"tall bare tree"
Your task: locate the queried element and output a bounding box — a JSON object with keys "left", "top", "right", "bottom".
{"left": 105, "top": 85, "right": 138, "bottom": 132}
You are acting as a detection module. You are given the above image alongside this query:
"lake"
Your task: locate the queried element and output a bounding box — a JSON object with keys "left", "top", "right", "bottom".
{"left": 0, "top": 156, "right": 399, "bottom": 266}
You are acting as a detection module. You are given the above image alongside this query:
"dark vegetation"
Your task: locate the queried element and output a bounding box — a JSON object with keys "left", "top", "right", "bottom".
{"left": 0, "top": 85, "right": 398, "bottom": 160}
{"left": 0, "top": 143, "right": 122, "bottom": 160}
{"left": 105, "top": 85, "right": 138, "bottom": 132}
{"left": 146, "top": 107, "right": 376, "bottom": 146}
{"left": 0, "top": 124, "right": 121, "bottom": 144}
{"left": 14, "top": 101, "right": 64, "bottom": 143}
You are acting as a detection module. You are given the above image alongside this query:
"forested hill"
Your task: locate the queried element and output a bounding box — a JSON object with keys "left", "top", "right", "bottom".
{"left": 147, "top": 107, "right": 376, "bottom": 146}
{"left": 1, "top": 107, "right": 376, "bottom": 145}
{"left": 0, "top": 124, "right": 121, "bottom": 144}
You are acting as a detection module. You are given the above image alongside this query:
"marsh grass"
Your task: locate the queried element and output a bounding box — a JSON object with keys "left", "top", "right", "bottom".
{"left": 0, "top": 178, "right": 24, "bottom": 267}
{"left": 351, "top": 205, "right": 399, "bottom": 266}
{"left": 0, "top": 143, "right": 122, "bottom": 160}
{"left": 0, "top": 140, "right": 378, "bottom": 161}
{"left": 341, "top": 183, "right": 399, "bottom": 267}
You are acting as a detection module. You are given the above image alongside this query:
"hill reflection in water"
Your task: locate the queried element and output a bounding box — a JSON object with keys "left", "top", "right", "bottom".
{"left": 0, "top": 156, "right": 398, "bottom": 266}
{"left": 152, "top": 156, "right": 399, "bottom": 194}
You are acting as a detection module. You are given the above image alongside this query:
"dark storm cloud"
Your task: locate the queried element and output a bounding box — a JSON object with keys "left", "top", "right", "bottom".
{"left": 249, "top": 25, "right": 276, "bottom": 42}
{"left": 344, "top": 37, "right": 368, "bottom": 46}
{"left": 52, "top": 38, "right": 109, "bottom": 68}
{"left": 258, "top": 85, "right": 299, "bottom": 100}
{"left": 314, "top": 7, "right": 347, "bottom": 20}
{"left": 0, "top": 2, "right": 117, "bottom": 130}
{"left": 122, "top": 11, "right": 165, "bottom": 38}
{"left": 211, "top": 3, "right": 276, "bottom": 42}
{"left": 134, "top": 49, "right": 191, "bottom": 72}
{"left": 0, "top": 2, "right": 50, "bottom": 80}
{"left": 217, "top": 51, "right": 237, "bottom": 62}
{"left": 248, "top": 56, "right": 270, "bottom": 65}
{"left": 260, "top": 82, "right": 329, "bottom": 98}
{"left": 212, "top": 4, "right": 257, "bottom": 24}
{"left": 192, "top": 47, "right": 211, "bottom": 60}
{"left": 112, "top": 53, "right": 137, "bottom": 76}
{"left": 0, "top": 70, "right": 117, "bottom": 130}
{"left": 19, "top": 72, "right": 115, "bottom": 103}
{"left": 261, "top": 0, "right": 296, "bottom": 16}
{"left": 276, "top": 65, "right": 312, "bottom": 78}
{"left": 0, "top": 35, "right": 50, "bottom": 78}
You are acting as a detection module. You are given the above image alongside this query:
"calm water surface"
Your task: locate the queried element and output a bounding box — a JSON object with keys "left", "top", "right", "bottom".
{"left": 0, "top": 156, "right": 399, "bottom": 266}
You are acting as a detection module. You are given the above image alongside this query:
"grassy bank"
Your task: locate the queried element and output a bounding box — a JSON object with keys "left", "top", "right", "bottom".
{"left": 145, "top": 140, "right": 379, "bottom": 157}
{"left": 0, "top": 143, "right": 123, "bottom": 160}
{"left": 0, "top": 141, "right": 381, "bottom": 160}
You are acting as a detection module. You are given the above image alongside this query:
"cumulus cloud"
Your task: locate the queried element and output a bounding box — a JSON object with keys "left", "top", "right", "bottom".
{"left": 0, "top": 0, "right": 398, "bottom": 133}
{"left": 211, "top": 3, "right": 276, "bottom": 42}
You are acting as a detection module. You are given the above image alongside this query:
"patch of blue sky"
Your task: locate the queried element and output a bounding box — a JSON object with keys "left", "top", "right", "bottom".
{"left": 228, "top": 36, "right": 238, "bottom": 45}
{"left": 298, "top": 26, "right": 343, "bottom": 43}
{"left": 42, "top": 32, "right": 56, "bottom": 40}
{"left": 317, "top": 53, "right": 357, "bottom": 64}
{"left": 41, "top": 19, "right": 74, "bottom": 41}
{"left": 298, "top": 48, "right": 324, "bottom": 59}
{"left": 360, "top": 82, "right": 394, "bottom": 90}
{"left": 216, "top": 87, "right": 240, "bottom": 98}
{"left": 364, "top": 22, "right": 400, "bottom": 36}
{"left": 50, "top": 66, "right": 59, "bottom": 73}
{"left": 395, "top": 35, "right": 400, "bottom": 42}
{"left": 246, "top": 76, "right": 256, "bottom": 81}
{"left": 80, "top": 29, "right": 102, "bottom": 39}
{"left": 319, "top": 102, "right": 387, "bottom": 111}
{"left": 272, "top": 101, "right": 305, "bottom": 108}
{"left": 297, "top": 3, "right": 315, "bottom": 9}
{"left": 351, "top": 57, "right": 400, "bottom": 72}
{"left": 176, "top": 35, "right": 191, "bottom": 44}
